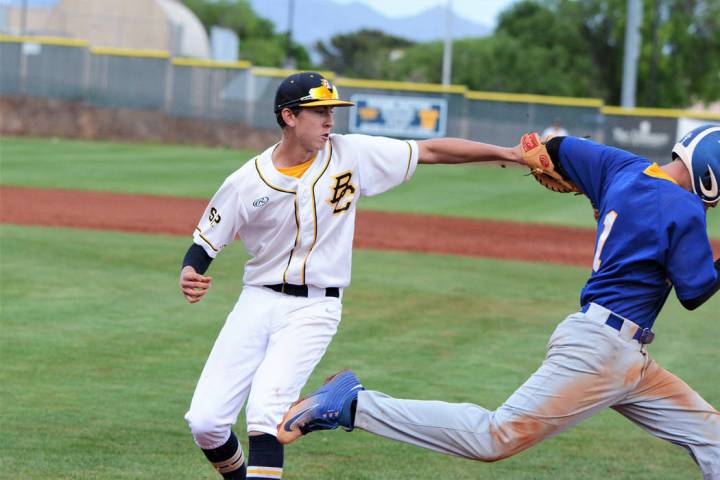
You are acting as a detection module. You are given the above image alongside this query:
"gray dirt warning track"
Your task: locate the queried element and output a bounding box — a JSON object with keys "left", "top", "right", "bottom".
{"left": 2, "top": 186, "right": 718, "bottom": 267}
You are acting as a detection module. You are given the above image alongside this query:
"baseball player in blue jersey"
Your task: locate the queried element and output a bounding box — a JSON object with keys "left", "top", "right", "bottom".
{"left": 279, "top": 125, "right": 720, "bottom": 478}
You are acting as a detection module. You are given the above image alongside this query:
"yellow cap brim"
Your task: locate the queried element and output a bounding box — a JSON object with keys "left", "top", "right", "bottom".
{"left": 299, "top": 100, "right": 355, "bottom": 108}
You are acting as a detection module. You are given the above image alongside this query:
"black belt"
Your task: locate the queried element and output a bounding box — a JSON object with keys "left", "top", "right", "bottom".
{"left": 581, "top": 304, "right": 654, "bottom": 344}
{"left": 264, "top": 283, "right": 340, "bottom": 298}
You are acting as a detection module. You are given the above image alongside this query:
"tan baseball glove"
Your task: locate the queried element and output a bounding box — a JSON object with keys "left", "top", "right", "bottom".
{"left": 520, "top": 132, "right": 580, "bottom": 193}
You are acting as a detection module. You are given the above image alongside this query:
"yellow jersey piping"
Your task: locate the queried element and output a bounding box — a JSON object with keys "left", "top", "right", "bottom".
{"left": 301, "top": 141, "right": 333, "bottom": 284}
{"left": 254, "top": 157, "right": 297, "bottom": 193}
{"left": 282, "top": 196, "right": 301, "bottom": 284}
{"left": 254, "top": 157, "right": 299, "bottom": 284}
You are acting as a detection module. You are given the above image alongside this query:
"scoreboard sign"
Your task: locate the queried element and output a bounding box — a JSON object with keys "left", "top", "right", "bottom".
{"left": 349, "top": 94, "right": 447, "bottom": 138}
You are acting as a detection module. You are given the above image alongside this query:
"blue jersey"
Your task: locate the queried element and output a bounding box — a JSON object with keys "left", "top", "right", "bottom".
{"left": 557, "top": 137, "right": 717, "bottom": 329}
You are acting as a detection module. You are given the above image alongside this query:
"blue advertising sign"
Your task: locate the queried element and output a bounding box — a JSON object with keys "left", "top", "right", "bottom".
{"left": 348, "top": 94, "right": 447, "bottom": 138}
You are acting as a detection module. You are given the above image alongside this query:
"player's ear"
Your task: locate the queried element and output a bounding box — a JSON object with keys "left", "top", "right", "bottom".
{"left": 281, "top": 108, "right": 299, "bottom": 128}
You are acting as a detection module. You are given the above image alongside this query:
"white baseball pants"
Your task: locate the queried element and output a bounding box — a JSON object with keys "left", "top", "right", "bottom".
{"left": 355, "top": 303, "right": 720, "bottom": 478}
{"left": 185, "top": 285, "right": 342, "bottom": 449}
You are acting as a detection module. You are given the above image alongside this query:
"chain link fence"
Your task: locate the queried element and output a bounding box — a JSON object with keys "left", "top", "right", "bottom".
{"left": 2, "top": 35, "right": 718, "bottom": 163}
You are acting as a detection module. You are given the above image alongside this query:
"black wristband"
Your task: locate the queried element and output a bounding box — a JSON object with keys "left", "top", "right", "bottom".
{"left": 182, "top": 243, "right": 213, "bottom": 275}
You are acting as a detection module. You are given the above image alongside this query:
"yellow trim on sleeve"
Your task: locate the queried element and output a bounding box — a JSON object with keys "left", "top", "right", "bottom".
{"left": 466, "top": 90, "right": 604, "bottom": 107}
{"left": 90, "top": 47, "right": 170, "bottom": 58}
{"left": 603, "top": 106, "right": 720, "bottom": 121}
{"left": 195, "top": 228, "right": 219, "bottom": 252}
{"left": 404, "top": 141, "right": 413, "bottom": 180}
{"left": 0, "top": 34, "right": 89, "bottom": 47}
{"left": 643, "top": 163, "right": 678, "bottom": 185}
{"left": 172, "top": 58, "right": 251, "bottom": 69}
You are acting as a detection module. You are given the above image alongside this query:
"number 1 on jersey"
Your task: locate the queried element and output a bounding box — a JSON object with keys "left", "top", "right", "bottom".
{"left": 593, "top": 211, "right": 618, "bottom": 272}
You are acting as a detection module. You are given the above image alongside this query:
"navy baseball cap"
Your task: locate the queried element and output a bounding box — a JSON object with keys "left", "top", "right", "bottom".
{"left": 274, "top": 72, "right": 354, "bottom": 113}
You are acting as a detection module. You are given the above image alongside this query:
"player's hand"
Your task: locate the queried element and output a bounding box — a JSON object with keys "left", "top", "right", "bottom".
{"left": 510, "top": 143, "right": 525, "bottom": 165}
{"left": 180, "top": 266, "right": 213, "bottom": 303}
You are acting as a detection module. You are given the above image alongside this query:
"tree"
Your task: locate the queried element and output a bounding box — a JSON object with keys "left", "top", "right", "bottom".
{"left": 387, "top": 33, "right": 596, "bottom": 98}
{"left": 494, "top": 0, "right": 719, "bottom": 107}
{"left": 315, "top": 29, "right": 414, "bottom": 78}
{"left": 181, "top": 0, "right": 311, "bottom": 68}
{"left": 639, "top": 0, "right": 720, "bottom": 107}
{"left": 493, "top": 0, "right": 615, "bottom": 99}
{"left": 384, "top": 1, "right": 601, "bottom": 97}
{"left": 384, "top": 40, "right": 443, "bottom": 84}
{"left": 388, "top": 0, "right": 718, "bottom": 108}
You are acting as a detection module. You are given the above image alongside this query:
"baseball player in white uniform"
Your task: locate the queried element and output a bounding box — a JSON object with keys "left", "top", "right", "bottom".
{"left": 179, "top": 71, "right": 524, "bottom": 479}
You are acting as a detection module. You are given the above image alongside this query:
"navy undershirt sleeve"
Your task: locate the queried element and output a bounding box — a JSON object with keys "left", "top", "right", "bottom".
{"left": 182, "top": 243, "right": 213, "bottom": 275}
{"left": 544, "top": 136, "right": 568, "bottom": 178}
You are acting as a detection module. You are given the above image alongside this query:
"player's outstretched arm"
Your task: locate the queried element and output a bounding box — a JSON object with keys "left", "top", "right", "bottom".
{"left": 180, "top": 266, "right": 213, "bottom": 303}
{"left": 417, "top": 138, "right": 522, "bottom": 166}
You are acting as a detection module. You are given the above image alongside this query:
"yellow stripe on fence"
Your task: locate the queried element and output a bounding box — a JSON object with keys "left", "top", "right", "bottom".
{"left": 253, "top": 67, "right": 336, "bottom": 79}
{"left": 602, "top": 106, "right": 720, "bottom": 121}
{"left": 172, "top": 58, "right": 251, "bottom": 69}
{"left": 0, "top": 34, "right": 88, "bottom": 47}
{"left": 335, "top": 77, "right": 467, "bottom": 94}
{"left": 90, "top": 47, "right": 170, "bottom": 59}
{"left": 466, "top": 90, "right": 604, "bottom": 107}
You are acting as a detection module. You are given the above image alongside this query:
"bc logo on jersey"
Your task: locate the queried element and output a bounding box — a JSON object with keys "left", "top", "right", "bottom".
{"left": 328, "top": 171, "right": 356, "bottom": 214}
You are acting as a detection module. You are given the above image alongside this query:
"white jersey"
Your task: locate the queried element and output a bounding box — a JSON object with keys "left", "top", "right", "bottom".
{"left": 193, "top": 133, "right": 419, "bottom": 288}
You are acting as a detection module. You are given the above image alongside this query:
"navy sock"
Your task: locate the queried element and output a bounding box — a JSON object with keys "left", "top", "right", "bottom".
{"left": 339, "top": 394, "right": 358, "bottom": 430}
{"left": 247, "top": 433, "right": 284, "bottom": 479}
{"left": 202, "top": 431, "right": 246, "bottom": 479}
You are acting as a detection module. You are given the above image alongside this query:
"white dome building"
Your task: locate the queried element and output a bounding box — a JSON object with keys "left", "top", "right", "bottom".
{"left": 155, "top": 0, "right": 210, "bottom": 58}
{"left": 43, "top": 0, "right": 210, "bottom": 57}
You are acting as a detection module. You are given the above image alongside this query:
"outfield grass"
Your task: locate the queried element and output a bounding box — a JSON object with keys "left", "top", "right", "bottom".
{"left": 0, "top": 137, "right": 252, "bottom": 198}
{"left": 1, "top": 225, "right": 717, "bottom": 479}
{"left": 6, "top": 136, "right": 717, "bottom": 236}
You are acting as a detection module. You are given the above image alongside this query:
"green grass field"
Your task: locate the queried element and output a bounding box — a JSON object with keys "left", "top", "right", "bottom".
{"left": 1, "top": 136, "right": 719, "bottom": 479}
{"left": 6, "top": 136, "right": 717, "bottom": 235}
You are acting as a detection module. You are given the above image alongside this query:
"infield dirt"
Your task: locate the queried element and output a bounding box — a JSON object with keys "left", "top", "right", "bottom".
{"left": 3, "top": 186, "right": 718, "bottom": 267}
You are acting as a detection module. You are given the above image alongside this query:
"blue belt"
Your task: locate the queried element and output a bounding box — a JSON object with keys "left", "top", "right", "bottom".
{"left": 581, "top": 304, "right": 655, "bottom": 344}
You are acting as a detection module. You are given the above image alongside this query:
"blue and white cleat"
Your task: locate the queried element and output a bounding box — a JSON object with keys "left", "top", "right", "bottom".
{"left": 277, "top": 369, "right": 364, "bottom": 444}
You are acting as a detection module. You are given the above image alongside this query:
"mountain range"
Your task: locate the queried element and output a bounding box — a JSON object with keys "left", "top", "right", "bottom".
{"left": 1, "top": 0, "right": 492, "bottom": 51}
{"left": 249, "top": 0, "right": 491, "bottom": 48}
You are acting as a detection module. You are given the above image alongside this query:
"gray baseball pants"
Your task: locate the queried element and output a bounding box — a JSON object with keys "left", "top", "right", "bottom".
{"left": 355, "top": 303, "right": 720, "bottom": 479}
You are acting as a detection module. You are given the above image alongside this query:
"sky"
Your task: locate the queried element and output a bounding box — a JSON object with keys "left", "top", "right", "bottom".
{"left": 0, "top": 0, "right": 520, "bottom": 27}
{"left": 0, "top": 0, "right": 518, "bottom": 26}
{"left": 331, "top": 0, "right": 520, "bottom": 26}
